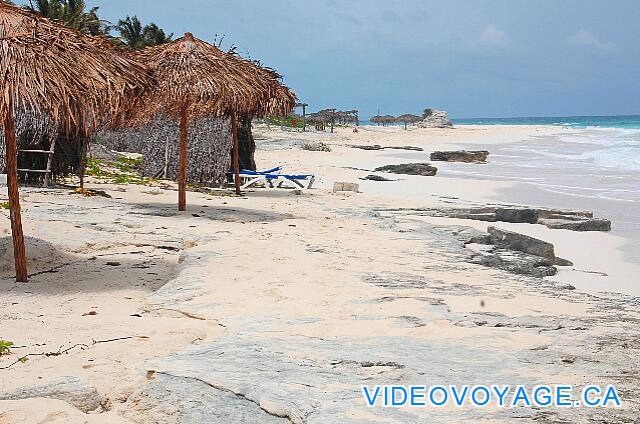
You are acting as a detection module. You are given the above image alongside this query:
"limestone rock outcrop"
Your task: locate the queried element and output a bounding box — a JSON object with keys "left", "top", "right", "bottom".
{"left": 0, "top": 376, "right": 102, "bottom": 413}
{"left": 415, "top": 109, "right": 453, "bottom": 128}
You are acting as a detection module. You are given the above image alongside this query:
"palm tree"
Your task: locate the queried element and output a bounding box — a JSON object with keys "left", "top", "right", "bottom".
{"left": 26, "top": 0, "right": 107, "bottom": 35}
{"left": 116, "top": 15, "right": 145, "bottom": 49}
{"left": 143, "top": 22, "right": 172, "bottom": 46}
{"left": 116, "top": 16, "right": 172, "bottom": 50}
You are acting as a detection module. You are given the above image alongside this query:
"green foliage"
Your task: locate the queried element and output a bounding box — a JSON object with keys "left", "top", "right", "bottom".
{"left": 1, "top": 202, "right": 9, "bottom": 209}
{"left": 0, "top": 340, "right": 13, "bottom": 356}
{"left": 24, "top": 2, "right": 172, "bottom": 48}
{"left": 265, "top": 114, "right": 304, "bottom": 129}
{"left": 18, "top": 357, "right": 29, "bottom": 363}
{"left": 85, "top": 157, "right": 153, "bottom": 186}
{"left": 26, "top": 0, "right": 108, "bottom": 36}
{"left": 115, "top": 16, "right": 173, "bottom": 50}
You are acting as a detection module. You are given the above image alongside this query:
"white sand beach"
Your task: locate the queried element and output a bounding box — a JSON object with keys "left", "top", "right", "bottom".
{"left": 1, "top": 124, "right": 639, "bottom": 422}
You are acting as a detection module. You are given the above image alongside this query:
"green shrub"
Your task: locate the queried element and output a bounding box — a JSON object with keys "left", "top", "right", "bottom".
{"left": 0, "top": 340, "right": 13, "bottom": 356}
{"left": 265, "top": 114, "right": 305, "bottom": 129}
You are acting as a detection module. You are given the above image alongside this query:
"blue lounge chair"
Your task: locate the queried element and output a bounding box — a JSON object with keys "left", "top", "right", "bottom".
{"left": 235, "top": 167, "right": 315, "bottom": 190}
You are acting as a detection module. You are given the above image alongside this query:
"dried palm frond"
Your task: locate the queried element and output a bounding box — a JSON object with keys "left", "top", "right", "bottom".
{"left": 0, "top": 3, "right": 154, "bottom": 136}
{"left": 132, "top": 32, "right": 296, "bottom": 123}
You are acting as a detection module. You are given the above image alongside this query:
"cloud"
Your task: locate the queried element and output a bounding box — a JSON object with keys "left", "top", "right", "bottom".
{"left": 478, "top": 24, "right": 512, "bottom": 48}
{"left": 569, "top": 30, "right": 619, "bottom": 52}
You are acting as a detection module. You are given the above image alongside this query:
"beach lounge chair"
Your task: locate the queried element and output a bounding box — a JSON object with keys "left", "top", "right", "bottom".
{"left": 235, "top": 167, "right": 315, "bottom": 190}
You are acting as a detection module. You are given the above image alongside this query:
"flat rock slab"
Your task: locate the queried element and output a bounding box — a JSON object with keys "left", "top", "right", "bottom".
{"left": 351, "top": 145, "right": 424, "bottom": 152}
{"left": 0, "top": 376, "right": 102, "bottom": 413}
{"left": 134, "top": 334, "right": 542, "bottom": 423}
{"left": 539, "top": 218, "right": 612, "bottom": 232}
{"left": 430, "top": 150, "right": 489, "bottom": 163}
{"left": 487, "top": 226, "right": 572, "bottom": 266}
{"left": 381, "top": 206, "right": 611, "bottom": 232}
{"left": 374, "top": 163, "right": 438, "bottom": 176}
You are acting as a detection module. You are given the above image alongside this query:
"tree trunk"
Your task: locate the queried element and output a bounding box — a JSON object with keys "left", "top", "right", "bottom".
{"left": 178, "top": 107, "right": 189, "bottom": 211}
{"left": 231, "top": 110, "right": 241, "bottom": 195}
{"left": 2, "top": 94, "right": 28, "bottom": 282}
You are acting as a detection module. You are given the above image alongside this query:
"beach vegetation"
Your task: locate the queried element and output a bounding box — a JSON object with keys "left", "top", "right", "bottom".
{"left": 265, "top": 114, "right": 304, "bottom": 129}
{"left": 85, "top": 157, "right": 153, "bottom": 185}
{"left": 0, "top": 340, "right": 13, "bottom": 356}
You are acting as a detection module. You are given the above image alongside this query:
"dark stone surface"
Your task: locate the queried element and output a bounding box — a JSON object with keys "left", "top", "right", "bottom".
{"left": 374, "top": 163, "right": 438, "bottom": 176}
{"left": 361, "top": 175, "right": 395, "bottom": 182}
{"left": 539, "top": 218, "right": 612, "bottom": 232}
{"left": 430, "top": 150, "right": 489, "bottom": 163}
{"left": 351, "top": 145, "right": 424, "bottom": 152}
{"left": 487, "top": 226, "right": 573, "bottom": 266}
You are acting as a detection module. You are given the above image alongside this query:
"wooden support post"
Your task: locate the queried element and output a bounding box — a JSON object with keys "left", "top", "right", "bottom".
{"left": 302, "top": 104, "right": 307, "bottom": 132}
{"left": 2, "top": 94, "right": 28, "bottom": 282}
{"left": 78, "top": 134, "right": 86, "bottom": 189}
{"left": 231, "top": 110, "right": 241, "bottom": 195}
{"left": 178, "top": 106, "right": 189, "bottom": 211}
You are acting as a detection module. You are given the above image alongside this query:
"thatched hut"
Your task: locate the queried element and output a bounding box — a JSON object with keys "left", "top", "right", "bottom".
{"left": 100, "top": 115, "right": 232, "bottom": 186}
{"left": 0, "top": 4, "right": 151, "bottom": 187}
{"left": 305, "top": 109, "right": 358, "bottom": 131}
{"left": 396, "top": 113, "right": 421, "bottom": 130}
{"left": 0, "top": 3, "right": 153, "bottom": 281}
{"left": 130, "top": 32, "right": 295, "bottom": 209}
{"left": 371, "top": 115, "right": 396, "bottom": 126}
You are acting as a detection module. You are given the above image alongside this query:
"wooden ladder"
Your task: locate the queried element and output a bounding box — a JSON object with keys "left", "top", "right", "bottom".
{"left": 17, "top": 138, "right": 57, "bottom": 187}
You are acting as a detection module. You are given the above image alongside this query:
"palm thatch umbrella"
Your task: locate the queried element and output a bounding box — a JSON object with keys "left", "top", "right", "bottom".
{"left": 0, "top": 3, "right": 153, "bottom": 282}
{"left": 133, "top": 33, "right": 295, "bottom": 208}
{"left": 396, "top": 113, "right": 421, "bottom": 130}
{"left": 370, "top": 115, "right": 384, "bottom": 125}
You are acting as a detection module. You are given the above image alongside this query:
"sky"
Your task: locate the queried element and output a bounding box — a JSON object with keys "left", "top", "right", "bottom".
{"left": 21, "top": 0, "right": 640, "bottom": 119}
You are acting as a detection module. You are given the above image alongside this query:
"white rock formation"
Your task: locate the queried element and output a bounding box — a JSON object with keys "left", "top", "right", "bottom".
{"left": 415, "top": 109, "right": 453, "bottom": 128}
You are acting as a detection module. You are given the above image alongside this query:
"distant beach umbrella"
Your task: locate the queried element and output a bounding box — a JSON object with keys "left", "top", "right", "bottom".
{"left": 132, "top": 33, "right": 296, "bottom": 206}
{"left": 373, "top": 115, "right": 396, "bottom": 127}
{"left": 396, "top": 114, "right": 421, "bottom": 129}
{"left": 0, "top": 3, "right": 154, "bottom": 282}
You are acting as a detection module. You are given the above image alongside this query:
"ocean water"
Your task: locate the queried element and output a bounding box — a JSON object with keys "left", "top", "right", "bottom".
{"left": 453, "top": 115, "right": 640, "bottom": 129}
{"left": 440, "top": 115, "right": 640, "bottom": 267}
{"left": 451, "top": 115, "right": 640, "bottom": 200}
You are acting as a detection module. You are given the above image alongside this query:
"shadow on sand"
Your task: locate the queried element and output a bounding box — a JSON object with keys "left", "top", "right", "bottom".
{"left": 126, "top": 202, "right": 296, "bottom": 223}
{"left": 0, "top": 236, "right": 178, "bottom": 295}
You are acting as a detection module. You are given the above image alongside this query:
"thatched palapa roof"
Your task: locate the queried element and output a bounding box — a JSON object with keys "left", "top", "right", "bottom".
{"left": 0, "top": 3, "right": 153, "bottom": 135}
{"left": 132, "top": 32, "right": 296, "bottom": 122}
{"left": 396, "top": 114, "right": 421, "bottom": 123}
{"left": 129, "top": 32, "right": 296, "bottom": 204}
{"left": 371, "top": 115, "right": 396, "bottom": 124}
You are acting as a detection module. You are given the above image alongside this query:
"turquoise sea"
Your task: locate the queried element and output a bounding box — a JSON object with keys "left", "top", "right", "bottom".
{"left": 453, "top": 115, "right": 640, "bottom": 129}
{"left": 440, "top": 115, "right": 640, "bottom": 274}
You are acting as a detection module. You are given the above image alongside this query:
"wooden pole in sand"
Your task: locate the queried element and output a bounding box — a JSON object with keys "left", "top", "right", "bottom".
{"left": 178, "top": 105, "right": 189, "bottom": 211}
{"left": 231, "top": 110, "right": 241, "bottom": 195}
{"left": 78, "top": 134, "right": 86, "bottom": 189}
{"left": 2, "top": 93, "right": 28, "bottom": 282}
